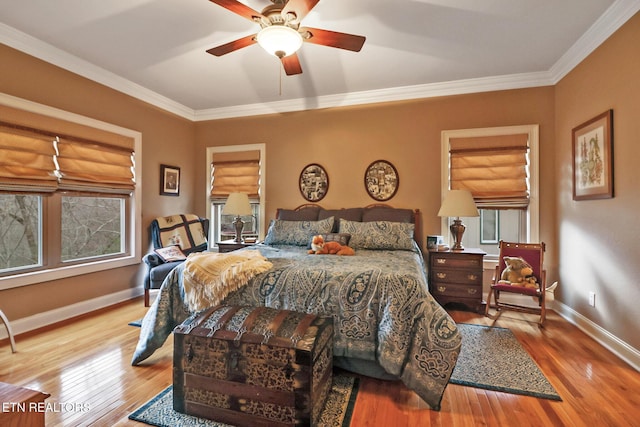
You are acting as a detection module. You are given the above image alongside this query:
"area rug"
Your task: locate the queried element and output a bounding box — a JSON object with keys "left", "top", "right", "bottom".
{"left": 450, "top": 323, "right": 561, "bottom": 401}
{"left": 129, "top": 374, "right": 359, "bottom": 427}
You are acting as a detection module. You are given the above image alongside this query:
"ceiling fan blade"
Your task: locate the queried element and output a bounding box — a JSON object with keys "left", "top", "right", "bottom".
{"left": 300, "top": 27, "right": 366, "bottom": 52}
{"left": 208, "top": 0, "right": 264, "bottom": 22}
{"left": 206, "top": 34, "right": 257, "bottom": 56}
{"left": 281, "top": 53, "right": 303, "bottom": 75}
{"left": 281, "top": 0, "right": 319, "bottom": 23}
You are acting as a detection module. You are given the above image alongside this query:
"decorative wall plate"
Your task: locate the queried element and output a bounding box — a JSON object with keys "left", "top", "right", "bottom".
{"left": 364, "top": 160, "right": 399, "bottom": 201}
{"left": 299, "top": 163, "right": 329, "bottom": 202}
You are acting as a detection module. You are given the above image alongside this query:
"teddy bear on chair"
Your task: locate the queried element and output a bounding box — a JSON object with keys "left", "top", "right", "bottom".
{"left": 498, "top": 256, "right": 539, "bottom": 289}
{"left": 308, "top": 235, "right": 355, "bottom": 256}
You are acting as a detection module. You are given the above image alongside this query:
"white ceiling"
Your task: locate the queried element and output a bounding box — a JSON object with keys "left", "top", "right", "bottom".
{"left": 1, "top": 0, "right": 639, "bottom": 121}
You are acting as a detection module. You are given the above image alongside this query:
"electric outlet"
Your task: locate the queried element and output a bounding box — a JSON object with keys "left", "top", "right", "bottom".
{"left": 588, "top": 291, "right": 596, "bottom": 307}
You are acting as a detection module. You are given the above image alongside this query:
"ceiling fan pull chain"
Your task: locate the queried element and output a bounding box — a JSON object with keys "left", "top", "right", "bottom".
{"left": 279, "top": 62, "right": 283, "bottom": 96}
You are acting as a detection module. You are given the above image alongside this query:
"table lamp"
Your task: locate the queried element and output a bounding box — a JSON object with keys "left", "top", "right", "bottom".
{"left": 437, "top": 190, "right": 479, "bottom": 251}
{"left": 222, "top": 192, "right": 252, "bottom": 243}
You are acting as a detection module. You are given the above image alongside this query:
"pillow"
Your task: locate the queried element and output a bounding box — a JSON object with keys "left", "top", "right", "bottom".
{"left": 362, "top": 207, "right": 414, "bottom": 223}
{"left": 154, "top": 245, "right": 187, "bottom": 262}
{"left": 339, "top": 219, "right": 415, "bottom": 250}
{"left": 264, "top": 217, "right": 335, "bottom": 246}
{"left": 318, "top": 208, "right": 364, "bottom": 232}
{"left": 277, "top": 206, "right": 321, "bottom": 221}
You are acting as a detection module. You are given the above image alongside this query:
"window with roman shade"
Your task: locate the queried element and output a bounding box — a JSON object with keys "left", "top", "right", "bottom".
{"left": 0, "top": 121, "right": 135, "bottom": 195}
{"left": 449, "top": 133, "right": 529, "bottom": 209}
{"left": 55, "top": 136, "right": 135, "bottom": 194}
{"left": 0, "top": 94, "right": 141, "bottom": 288}
{"left": 210, "top": 150, "right": 260, "bottom": 201}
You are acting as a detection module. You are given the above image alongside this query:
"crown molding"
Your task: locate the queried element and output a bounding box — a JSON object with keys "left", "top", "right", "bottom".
{"left": 550, "top": 0, "right": 640, "bottom": 83}
{"left": 193, "top": 71, "right": 554, "bottom": 121}
{"left": 2, "top": 0, "right": 637, "bottom": 122}
{"left": 0, "top": 23, "right": 197, "bottom": 121}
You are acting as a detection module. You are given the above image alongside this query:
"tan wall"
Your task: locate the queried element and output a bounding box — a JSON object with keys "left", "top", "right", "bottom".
{"left": 555, "top": 12, "right": 640, "bottom": 350}
{"left": 195, "top": 89, "right": 556, "bottom": 250}
{"left": 2, "top": 11, "right": 638, "bottom": 355}
{"left": 0, "top": 45, "right": 199, "bottom": 320}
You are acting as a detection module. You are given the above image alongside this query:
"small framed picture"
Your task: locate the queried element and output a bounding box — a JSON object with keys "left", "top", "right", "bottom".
{"left": 572, "top": 110, "right": 614, "bottom": 200}
{"left": 160, "top": 164, "right": 180, "bottom": 196}
{"left": 364, "top": 160, "right": 399, "bottom": 201}
{"left": 299, "top": 163, "right": 329, "bottom": 202}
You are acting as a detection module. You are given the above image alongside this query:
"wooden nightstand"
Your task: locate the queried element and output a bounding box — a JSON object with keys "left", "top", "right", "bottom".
{"left": 428, "top": 248, "right": 486, "bottom": 313}
{"left": 217, "top": 239, "right": 258, "bottom": 253}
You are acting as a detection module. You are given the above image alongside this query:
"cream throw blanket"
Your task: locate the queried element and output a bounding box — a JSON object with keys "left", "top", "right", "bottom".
{"left": 182, "top": 250, "right": 273, "bottom": 312}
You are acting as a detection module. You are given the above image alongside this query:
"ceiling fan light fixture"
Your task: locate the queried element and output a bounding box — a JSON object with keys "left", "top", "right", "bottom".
{"left": 256, "top": 25, "right": 303, "bottom": 58}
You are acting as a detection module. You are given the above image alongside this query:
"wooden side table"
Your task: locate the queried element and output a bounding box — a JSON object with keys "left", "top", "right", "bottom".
{"left": 217, "top": 239, "right": 259, "bottom": 253}
{"left": 428, "top": 248, "right": 486, "bottom": 313}
{"left": 0, "top": 382, "right": 50, "bottom": 427}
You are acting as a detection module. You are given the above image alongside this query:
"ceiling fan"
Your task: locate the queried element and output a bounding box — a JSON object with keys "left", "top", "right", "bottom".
{"left": 206, "top": 0, "right": 366, "bottom": 76}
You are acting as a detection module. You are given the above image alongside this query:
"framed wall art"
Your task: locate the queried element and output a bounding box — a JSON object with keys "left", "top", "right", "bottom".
{"left": 364, "top": 160, "right": 399, "bottom": 201}
{"left": 160, "top": 164, "right": 180, "bottom": 196}
{"left": 572, "top": 110, "right": 613, "bottom": 200}
{"left": 299, "top": 163, "right": 329, "bottom": 202}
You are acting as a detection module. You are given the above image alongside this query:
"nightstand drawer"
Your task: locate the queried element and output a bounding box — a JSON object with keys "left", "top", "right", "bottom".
{"left": 431, "top": 283, "right": 481, "bottom": 298}
{"left": 431, "top": 269, "right": 482, "bottom": 284}
{"left": 430, "top": 254, "right": 483, "bottom": 269}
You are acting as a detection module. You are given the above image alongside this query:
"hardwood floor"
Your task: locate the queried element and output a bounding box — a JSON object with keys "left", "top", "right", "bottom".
{"left": 1, "top": 298, "right": 639, "bottom": 426}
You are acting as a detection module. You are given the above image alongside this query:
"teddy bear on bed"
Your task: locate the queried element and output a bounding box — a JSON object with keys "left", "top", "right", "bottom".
{"left": 308, "top": 235, "right": 355, "bottom": 256}
{"left": 498, "top": 256, "right": 539, "bottom": 289}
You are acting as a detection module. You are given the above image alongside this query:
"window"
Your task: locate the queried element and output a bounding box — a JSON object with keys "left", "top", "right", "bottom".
{"left": 0, "top": 194, "right": 41, "bottom": 272}
{"left": 206, "top": 144, "right": 266, "bottom": 245}
{"left": 0, "top": 94, "right": 141, "bottom": 289}
{"left": 61, "top": 196, "right": 126, "bottom": 262}
{"left": 441, "top": 125, "right": 539, "bottom": 259}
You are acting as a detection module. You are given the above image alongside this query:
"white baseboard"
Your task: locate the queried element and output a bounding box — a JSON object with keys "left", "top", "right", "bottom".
{"left": 552, "top": 300, "right": 640, "bottom": 372}
{"left": 0, "top": 288, "right": 144, "bottom": 341}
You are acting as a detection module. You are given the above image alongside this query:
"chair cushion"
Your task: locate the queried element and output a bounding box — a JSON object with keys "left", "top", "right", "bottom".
{"left": 149, "top": 260, "right": 184, "bottom": 289}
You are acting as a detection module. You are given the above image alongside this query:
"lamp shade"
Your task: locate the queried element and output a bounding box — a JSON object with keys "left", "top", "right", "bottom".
{"left": 437, "top": 190, "right": 479, "bottom": 218}
{"left": 222, "top": 192, "right": 252, "bottom": 216}
{"left": 257, "top": 25, "right": 303, "bottom": 58}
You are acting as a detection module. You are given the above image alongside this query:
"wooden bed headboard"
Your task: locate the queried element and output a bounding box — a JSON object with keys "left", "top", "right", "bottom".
{"left": 275, "top": 204, "right": 423, "bottom": 247}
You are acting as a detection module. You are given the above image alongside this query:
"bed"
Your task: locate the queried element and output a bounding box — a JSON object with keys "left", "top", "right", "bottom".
{"left": 131, "top": 204, "right": 461, "bottom": 410}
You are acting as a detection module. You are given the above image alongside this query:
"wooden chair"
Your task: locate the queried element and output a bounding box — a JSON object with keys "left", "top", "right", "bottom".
{"left": 485, "top": 240, "right": 547, "bottom": 325}
{"left": 0, "top": 309, "right": 16, "bottom": 353}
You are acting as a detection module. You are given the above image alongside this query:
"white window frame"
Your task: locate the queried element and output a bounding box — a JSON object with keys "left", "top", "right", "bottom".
{"left": 206, "top": 144, "right": 266, "bottom": 242}
{"left": 440, "top": 125, "right": 539, "bottom": 264}
{"left": 0, "top": 93, "right": 142, "bottom": 290}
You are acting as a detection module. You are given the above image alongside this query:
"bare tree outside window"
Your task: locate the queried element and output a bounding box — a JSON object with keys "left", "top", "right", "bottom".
{"left": 61, "top": 196, "right": 124, "bottom": 261}
{"left": 0, "top": 195, "right": 40, "bottom": 270}
{"left": 0, "top": 195, "right": 124, "bottom": 273}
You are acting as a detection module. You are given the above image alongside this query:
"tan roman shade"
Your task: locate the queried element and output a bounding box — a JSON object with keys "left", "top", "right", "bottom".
{"left": 210, "top": 150, "right": 260, "bottom": 200}
{"left": 450, "top": 134, "right": 529, "bottom": 209}
{"left": 55, "top": 137, "right": 135, "bottom": 194}
{"left": 0, "top": 118, "right": 135, "bottom": 195}
{"left": 0, "top": 124, "right": 58, "bottom": 193}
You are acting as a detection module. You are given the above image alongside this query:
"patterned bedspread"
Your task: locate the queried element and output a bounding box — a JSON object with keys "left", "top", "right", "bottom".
{"left": 131, "top": 243, "right": 461, "bottom": 410}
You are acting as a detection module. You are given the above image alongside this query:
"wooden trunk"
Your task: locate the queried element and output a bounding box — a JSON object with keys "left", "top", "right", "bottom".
{"left": 173, "top": 305, "right": 333, "bottom": 427}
